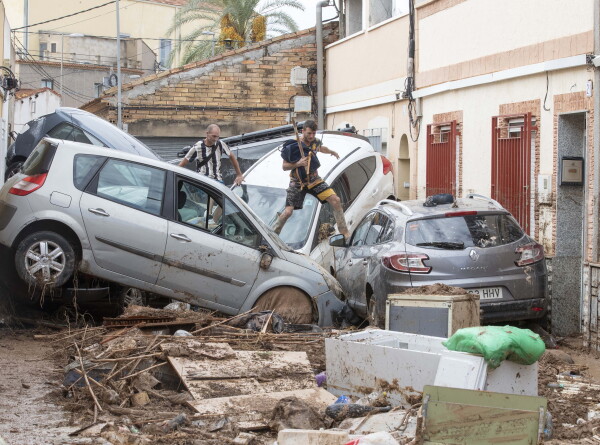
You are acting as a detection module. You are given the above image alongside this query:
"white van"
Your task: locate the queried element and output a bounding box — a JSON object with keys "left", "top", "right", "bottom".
{"left": 234, "top": 131, "right": 395, "bottom": 270}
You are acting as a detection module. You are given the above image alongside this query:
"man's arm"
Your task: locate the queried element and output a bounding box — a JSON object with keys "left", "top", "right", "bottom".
{"left": 178, "top": 145, "right": 197, "bottom": 167}
{"left": 318, "top": 145, "right": 340, "bottom": 159}
{"left": 282, "top": 156, "right": 309, "bottom": 171}
{"left": 229, "top": 152, "right": 244, "bottom": 185}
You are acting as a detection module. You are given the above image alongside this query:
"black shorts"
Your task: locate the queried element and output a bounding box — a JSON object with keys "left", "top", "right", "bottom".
{"left": 285, "top": 177, "right": 336, "bottom": 210}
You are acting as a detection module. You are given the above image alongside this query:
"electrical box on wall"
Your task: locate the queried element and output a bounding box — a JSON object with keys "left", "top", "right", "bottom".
{"left": 290, "top": 66, "right": 308, "bottom": 86}
{"left": 294, "top": 96, "right": 312, "bottom": 113}
{"left": 538, "top": 174, "right": 552, "bottom": 203}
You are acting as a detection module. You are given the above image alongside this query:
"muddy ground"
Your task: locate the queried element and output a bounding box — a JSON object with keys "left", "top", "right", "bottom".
{"left": 0, "top": 326, "right": 600, "bottom": 444}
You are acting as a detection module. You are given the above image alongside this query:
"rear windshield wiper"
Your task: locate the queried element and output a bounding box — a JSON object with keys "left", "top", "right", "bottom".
{"left": 416, "top": 241, "right": 465, "bottom": 249}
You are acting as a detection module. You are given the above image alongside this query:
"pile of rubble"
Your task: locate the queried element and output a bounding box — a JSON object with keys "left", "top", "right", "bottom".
{"left": 31, "top": 299, "right": 600, "bottom": 444}
{"left": 41, "top": 304, "right": 414, "bottom": 444}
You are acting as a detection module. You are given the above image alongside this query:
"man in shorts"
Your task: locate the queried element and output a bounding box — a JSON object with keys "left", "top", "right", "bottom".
{"left": 273, "top": 120, "right": 350, "bottom": 240}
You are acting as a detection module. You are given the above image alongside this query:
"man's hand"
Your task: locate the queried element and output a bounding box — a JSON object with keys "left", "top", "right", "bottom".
{"left": 330, "top": 150, "right": 340, "bottom": 159}
{"left": 233, "top": 174, "right": 244, "bottom": 186}
{"left": 295, "top": 156, "right": 309, "bottom": 168}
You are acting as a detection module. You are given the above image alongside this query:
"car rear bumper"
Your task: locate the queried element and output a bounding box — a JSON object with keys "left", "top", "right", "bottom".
{"left": 480, "top": 297, "right": 547, "bottom": 324}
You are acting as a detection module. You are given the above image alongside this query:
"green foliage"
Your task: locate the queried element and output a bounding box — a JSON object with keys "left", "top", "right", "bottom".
{"left": 168, "top": 0, "right": 304, "bottom": 66}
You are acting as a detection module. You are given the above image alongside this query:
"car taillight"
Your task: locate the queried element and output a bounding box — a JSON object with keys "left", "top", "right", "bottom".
{"left": 381, "top": 155, "right": 393, "bottom": 175}
{"left": 382, "top": 253, "right": 431, "bottom": 273}
{"left": 8, "top": 173, "right": 47, "bottom": 196}
{"left": 515, "top": 242, "right": 544, "bottom": 267}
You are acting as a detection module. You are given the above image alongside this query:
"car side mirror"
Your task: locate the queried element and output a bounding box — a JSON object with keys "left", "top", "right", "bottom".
{"left": 260, "top": 252, "right": 273, "bottom": 270}
{"left": 259, "top": 242, "right": 274, "bottom": 270}
{"left": 329, "top": 234, "right": 346, "bottom": 247}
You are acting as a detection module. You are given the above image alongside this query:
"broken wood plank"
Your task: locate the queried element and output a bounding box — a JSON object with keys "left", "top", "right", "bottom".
{"left": 188, "top": 388, "right": 337, "bottom": 426}
{"left": 167, "top": 350, "right": 315, "bottom": 401}
{"left": 160, "top": 340, "right": 235, "bottom": 360}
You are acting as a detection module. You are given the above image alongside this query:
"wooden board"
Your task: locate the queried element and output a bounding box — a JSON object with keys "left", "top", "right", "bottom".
{"left": 422, "top": 385, "right": 547, "bottom": 445}
{"left": 188, "top": 388, "right": 337, "bottom": 426}
{"left": 167, "top": 350, "right": 315, "bottom": 400}
{"left": 160, "top": 340, "right": 235, "bottom": 360}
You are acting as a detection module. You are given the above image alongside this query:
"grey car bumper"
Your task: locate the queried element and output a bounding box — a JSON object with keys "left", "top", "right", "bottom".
{"left": 480, "top": 297, "right": 547, "bottom": 323}
{"left": 315, "top": 290, "right": 353, "bottom": 328}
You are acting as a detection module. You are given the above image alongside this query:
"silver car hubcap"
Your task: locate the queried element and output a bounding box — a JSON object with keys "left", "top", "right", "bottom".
{"left": 25, "top": 240, "right": 65, "bottom": 283}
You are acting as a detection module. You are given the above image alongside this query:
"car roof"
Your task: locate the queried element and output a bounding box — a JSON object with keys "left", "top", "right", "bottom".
{"left": 16, "top": 108, "right": 160, "bottom": 161}
{"left": 377, "top": 197, "right": 507, "bottom": 220}
{"left": 242, "top": 132, "right": 376, "bottom": 189}
{"left": 48, "top": 137, "right": 216, "bottom": 181}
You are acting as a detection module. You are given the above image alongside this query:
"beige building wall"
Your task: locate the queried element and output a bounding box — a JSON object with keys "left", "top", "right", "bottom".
{"left": 325, "top": 102, "right": 417, "bottom": 200}
{"left": 418, "top": 0, "right": 593, "bottom": 73}
{"left": 325, "top": 13, "right": 415, "bottom": 200}
{"left": 4, "top": 0, "right": 198, "bottom": 67}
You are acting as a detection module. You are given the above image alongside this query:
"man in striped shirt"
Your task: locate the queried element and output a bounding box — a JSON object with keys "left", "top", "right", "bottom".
{"left": 178, "top": 124, "right": 244, "bottom": 185}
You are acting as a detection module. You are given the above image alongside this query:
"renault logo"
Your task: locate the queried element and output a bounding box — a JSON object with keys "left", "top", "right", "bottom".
{"left": 469, "top": 249, "right": 479, "bottom": 261}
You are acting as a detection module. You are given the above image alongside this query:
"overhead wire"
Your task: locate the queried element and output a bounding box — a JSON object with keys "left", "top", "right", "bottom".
{"left": 12, "top": 1, "right": 117, "bottom": 31}
{"left": 13, "top": 34, "right": 97, "bottom": 101}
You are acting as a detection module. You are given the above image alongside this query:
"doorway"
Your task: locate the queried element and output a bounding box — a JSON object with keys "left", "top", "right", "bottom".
{"left": 553, "top": 112, "right": 586, "bottom": 336}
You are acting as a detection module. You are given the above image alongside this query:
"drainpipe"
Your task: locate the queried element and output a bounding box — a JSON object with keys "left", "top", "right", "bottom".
{"left": 316, "top": 1, "right": 328, "bottom": 129}
{"left": 23, "top": 0, "right": 28, "bottom": 51}
{"left": 593, "top": 0, "right": 600, "bottom": 262}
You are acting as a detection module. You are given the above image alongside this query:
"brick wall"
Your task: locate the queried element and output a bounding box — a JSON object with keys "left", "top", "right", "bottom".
{"left": 82, "top": 24, "right": 338, "bottom": 137}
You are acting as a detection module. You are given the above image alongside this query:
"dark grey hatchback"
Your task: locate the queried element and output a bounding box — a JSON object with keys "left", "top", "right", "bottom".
{"left": 330, "top": 194, "right": 548, "bottom": 327}
{"left": 6, "top": 107, "right": 159, "bottom": 180}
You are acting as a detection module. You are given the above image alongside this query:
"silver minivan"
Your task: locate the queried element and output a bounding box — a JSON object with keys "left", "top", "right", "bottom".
{"left": 0, "top": 138, "right": 346, "bottom": 326}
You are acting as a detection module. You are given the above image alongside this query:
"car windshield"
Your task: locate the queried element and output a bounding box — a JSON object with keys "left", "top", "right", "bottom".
{"left": 234, "top": 184, "right": 318, "bottom": 249}
{"left": 231, "top": 188, "right": 292, "bottom": 252}
{"left": 405, "top": 213, "right": 524, "bottom": 248}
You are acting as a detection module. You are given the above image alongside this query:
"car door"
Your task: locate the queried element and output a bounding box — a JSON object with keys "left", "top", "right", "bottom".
{"left": 334, "top": 212, "right": 375, "bottom": 311}
{"left": 310, "top": 157, "right": 375, "bottom": 267}
{"left": 79, "top": 158, "right": 168, "bottom": 284}
{"left": 156, "top": 177, "right": 262, "bottom": 312}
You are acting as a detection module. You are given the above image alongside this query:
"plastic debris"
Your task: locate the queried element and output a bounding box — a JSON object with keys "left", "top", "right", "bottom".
{"left": 443, "top": 325, "right": 546, "bottom": 368}
{"left": 315, "top": 371, "right": 327, "bottom": 387}
{"left": 326, "top": 403, "right": 392, "bottom": 421}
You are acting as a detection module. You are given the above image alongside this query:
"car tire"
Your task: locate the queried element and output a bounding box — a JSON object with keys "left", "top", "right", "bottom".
{"left": 253, "top": 286, "right": 314, "bottom": 324}
{"left": 118, "top": 287, "right": 147, "bottom": 309}
{"left": 5, "top": 161, "right": 23, "bottom": 181}
{"left": 15, "top": 231, "right": 76, "bottom": 289}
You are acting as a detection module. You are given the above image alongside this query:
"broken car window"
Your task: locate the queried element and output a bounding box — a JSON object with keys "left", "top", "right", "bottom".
{"left": 405, "top": 213, "right": 524, "bottom": 248}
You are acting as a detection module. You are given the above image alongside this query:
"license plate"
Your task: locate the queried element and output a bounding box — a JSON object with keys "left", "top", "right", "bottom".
{"left": 468, "top": 287, "right": 503, "bottom": 300}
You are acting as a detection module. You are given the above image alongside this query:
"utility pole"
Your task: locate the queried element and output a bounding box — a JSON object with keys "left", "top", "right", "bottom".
{"left": 60, "top": 33, "right": 63, "bottom": 103}
{"left": 116, "top": 0, "right": 123, "bottom": 129}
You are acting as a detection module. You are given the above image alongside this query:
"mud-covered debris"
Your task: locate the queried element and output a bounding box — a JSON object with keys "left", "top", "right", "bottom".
{"left": 325, "top": 403, "right": 391, "bottom": 421}
{"left": 400, "top": 283, "right": 468, "bottom": 295}
{"left": 131, "top": 391, "right": 150, "bottom": 407}
{"left": 133, "top": 373, "right": 160, "bottom": 392}
{"left": 269, "top": 397, "right": 326, "bottom": 432}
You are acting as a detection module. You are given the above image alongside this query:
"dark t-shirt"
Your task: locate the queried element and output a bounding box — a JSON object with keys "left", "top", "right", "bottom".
{"left": 281, "top": 138, "right": 322, "bottom": 182}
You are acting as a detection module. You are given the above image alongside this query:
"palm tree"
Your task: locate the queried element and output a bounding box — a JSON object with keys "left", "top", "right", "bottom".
{"left": 169, "top": 0, "right": 305, "bottom": 66}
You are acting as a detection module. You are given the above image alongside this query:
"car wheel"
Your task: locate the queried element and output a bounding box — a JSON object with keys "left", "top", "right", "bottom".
{"left": 253, "top": 286, "right": 314, "bottom": 324}
{"left": 367, "top": 297, "right": 384, "bottom": 329}
{"left": 5, "top": 161, "right": 23, "bottom": 180}
{"left": 15, "top": 231, "right": 76, "bottom": 288}
{"left": 118, "top": 287, "right": 147, "bottom": 308}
